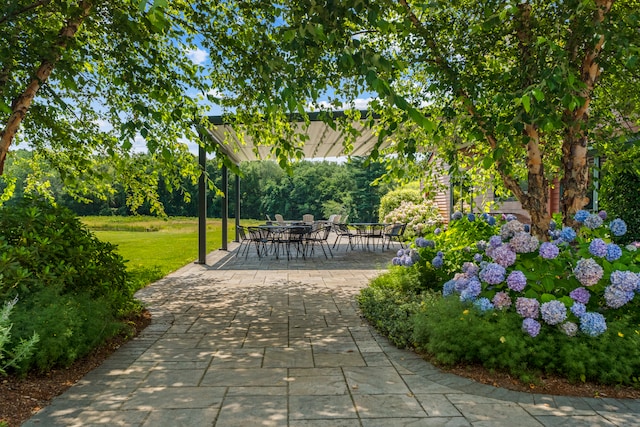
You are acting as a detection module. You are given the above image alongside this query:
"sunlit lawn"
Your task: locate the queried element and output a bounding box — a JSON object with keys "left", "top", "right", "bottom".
{"left": 81, "top": 216, "right": 260, "bottom": 287}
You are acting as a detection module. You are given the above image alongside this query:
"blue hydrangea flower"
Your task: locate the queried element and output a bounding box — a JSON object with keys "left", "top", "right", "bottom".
{"left": 397, "top": 249, "right": 405, "bottom": 257}
{"left": 462, "top": 262, "right": 479, "bottom": 276}
{"left": 573, "top": 258, "right": 604, "bottom": 287}
{"left": 549, "top": 220, "right": 557, "bottom": 231}
{"left": 467, "top": 213, "right": 476, "bottom": 222}
{"left": 584, "top": 214, "right": 603, "bottom": 229}
{"left": 510, "top": 232, "right": 539, "bottom": 253}
{"left": 539, "top": 242, "right": 560, "bottom": 259}
{"left": 506, "top": 270, "right": 527, "bottom": 292}
{"left": 442, "top": 279, "right": 456, "bottom": 297}
{"left": 609, "top": 218, "right": 627, "bottom": 237}
{"left": 452, "top": 211, "right": 463, "bottom": 220}
{"left": 574, "top": 210, "right": 590, "bottom": 223}
{"left": 476, "top": 240, "right": 488, "bottom": 251}
{"left": 610, "top": 270, "right": 639, "bottom": 292}
{"left": 588, "top": 238, "right": 607, "bottom": 258}
{"left": 505, "top": 214, "right": 518, "bottom": 222}
{"left": 434, "top": 228, "right": 441, "bottom": 235}
{"left": 559, "top": 227, "right": 577, "bottom": 242}
{"left": 540, "top": 300, "right": 567, "bottom": 325}
{"left": 409, "top": 249, "right": 420, "bottom": 262}
{"left": 486, "top": 216, "right": 496, "bottom": 226}
{"left": 431, "top": 255, "right": 443, "bottom": 268}
{"left": 605, "top": 244, "right": 622, "bottom": 262}
{"left": 460, "top": 278, "right": 482, "bottom": 302}
{"left": 516, "top": 297, "right": 539, "bottom": 319}
{"left": 523, "top": 224, "right": 531, "bottom": 233}
{"left": 473, "top": 253, "right": 483, "bottom": 263}
{"left": 522, "top": 318, "right": 541, "bottom": 337}
{"left": 473, "top": 297, "right": 494, "bottom": 313}
{"left": 569, "top": 287, "right": 590, "bottom": 304}
{"left": 598, "top": 210, "right": 607, "bottom": 220}
{"left": 479, "top": 262, "right": 506, "bottom": 285}
{"left": 570, "top": 302, "right": 587, "bottom": 318}
{"left": 580, "top": 312, "right": 607, "bottom": 337}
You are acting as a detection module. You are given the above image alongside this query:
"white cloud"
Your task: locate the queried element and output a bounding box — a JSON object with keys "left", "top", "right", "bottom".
{"left": 186, "top": 48, "right": 209, "bottom": 65}
{"left": 351, "top": 97, "right": 374, "bottom": 110}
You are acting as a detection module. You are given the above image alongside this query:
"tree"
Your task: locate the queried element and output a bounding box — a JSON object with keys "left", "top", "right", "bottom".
{"left": 198, "top": 0, "right": 639, "bottom": 237}
{"left": 1, "top": 0, "right": 208, "bottom": 212}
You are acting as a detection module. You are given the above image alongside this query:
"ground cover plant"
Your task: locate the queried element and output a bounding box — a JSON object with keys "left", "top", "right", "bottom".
{"left": 360, "top": 211, "right": 640, "bottom": 386}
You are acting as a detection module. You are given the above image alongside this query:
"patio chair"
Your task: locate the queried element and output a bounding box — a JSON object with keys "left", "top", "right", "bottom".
{"left": 235, "top": 225, "right": 253, "bottom": 257}
{"left": 275, "top": 213, "right": 286, "bottom": 225}
{"left": 246, "top": 226, "right": 270, "bottom": 258}
{"left": 306, "top": 225, "right": 333, "bottom": 258}
{"left": 302, "top": 214, "right": 314, "bottom": 224}
{"left": 382, "top": 223, "right": 406, "bottom": 250}
{"left": 332, "top": 223, "right": 355, "bottom": 250}
{"left": 284, "top": 225, "right": 310, "bottom": 260}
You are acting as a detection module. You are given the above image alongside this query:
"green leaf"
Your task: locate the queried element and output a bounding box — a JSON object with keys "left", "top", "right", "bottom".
{"left": 521, "top": 94, "right": 531, "bottom": 113}
{"left": 482, "top": 155, "right": 493, "bottom": 170}
{"left": 532, "top": 88, "right": 544, "bottom": 101}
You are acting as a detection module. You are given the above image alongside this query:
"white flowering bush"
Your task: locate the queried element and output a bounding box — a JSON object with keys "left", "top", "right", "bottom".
{"left": 383, "top": 200, "right": 443, "bottom": 238}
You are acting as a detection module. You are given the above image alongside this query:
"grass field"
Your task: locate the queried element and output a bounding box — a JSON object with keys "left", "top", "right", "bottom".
{"left": 81, "top": 216, "right": 259, "bottom": 287}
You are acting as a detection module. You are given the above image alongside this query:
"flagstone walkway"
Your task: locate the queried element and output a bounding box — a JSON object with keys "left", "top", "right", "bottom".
{"left": 23, "top": 242, "right": 640, "bottom": 426}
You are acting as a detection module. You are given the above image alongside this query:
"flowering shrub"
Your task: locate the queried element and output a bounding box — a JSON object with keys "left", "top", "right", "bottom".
{"left": 382, "top": 200, "right": 443, "bottom": 238}
{"left": 427, "top": 211, "right": 640, "bottom": 338}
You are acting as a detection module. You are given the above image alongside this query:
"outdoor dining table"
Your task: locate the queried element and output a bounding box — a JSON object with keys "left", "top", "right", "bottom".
{"left": 258, "top": 223, "right": 311, "bottom": 259}
{"left": 349, "top": 222, "right": 388, "bottom": 251}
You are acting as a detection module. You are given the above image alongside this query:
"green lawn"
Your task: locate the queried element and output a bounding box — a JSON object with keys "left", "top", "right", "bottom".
{"left": 81, "top": 216, "right": 260, "bottom": 287}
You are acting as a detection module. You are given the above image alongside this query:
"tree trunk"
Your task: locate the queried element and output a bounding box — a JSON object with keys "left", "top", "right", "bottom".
{"left": 0, "top": 1, "right": 93, "bottom": 175}
{"left": 560, "top": 0, "right": 613, "bottom": 226}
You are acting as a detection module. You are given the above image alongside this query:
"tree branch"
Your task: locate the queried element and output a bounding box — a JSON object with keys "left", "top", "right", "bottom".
{"left": 0, "top": 0, "right": 52, "bottom": 26}
{"left": 0, "top": 1, "right": 93, "bottom": 174}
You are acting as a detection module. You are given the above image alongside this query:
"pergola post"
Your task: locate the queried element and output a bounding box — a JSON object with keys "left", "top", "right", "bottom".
{"left": 197, "top": 142, "right": 207, "bottom": 264}
{"left": 221, "top": 164, "right": 229, "bottom": 251}
{"left": 234, "top": 174, "right": 240, "bottom": 242}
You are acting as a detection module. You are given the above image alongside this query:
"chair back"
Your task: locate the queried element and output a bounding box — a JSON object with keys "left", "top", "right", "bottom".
{"left": 237, "top": 225, "right": 247, "bottom": 240}
{"left": 275, "top": 214, "right": 285, "bottom": 225}
{"left": 332, "top": 214, "right": 342, "bottom": 224}
{"left": 302, "top": 214, "right": 314, "bottom": 223}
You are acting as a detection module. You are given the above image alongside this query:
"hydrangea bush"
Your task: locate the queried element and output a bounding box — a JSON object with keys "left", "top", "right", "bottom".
{"left": 397, "top": 210, "right": 640, "bottom": 339}
{"left": 382, "top": 200, "right": 443, "bottom": 238}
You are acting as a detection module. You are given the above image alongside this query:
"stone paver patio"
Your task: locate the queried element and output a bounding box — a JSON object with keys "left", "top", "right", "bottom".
{"left": 23, "top": 241, "right": 640, "bottom": 426}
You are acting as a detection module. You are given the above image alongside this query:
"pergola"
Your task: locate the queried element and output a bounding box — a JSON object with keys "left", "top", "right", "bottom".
{"left": 196, "top": 111, "right": 393, "bottom": 263}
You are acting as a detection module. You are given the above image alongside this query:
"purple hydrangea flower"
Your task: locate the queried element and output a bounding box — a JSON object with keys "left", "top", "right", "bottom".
{"left": 604, "top": 285, "right": 634, "bottom": 309}
{"left": 454, "top": 273, "right": 470, "bottom": 292}
{"left": 580, "top": 312, "right": 607, "bottom": 337}
{"left": 462, "top": 262, "right": 479, "bottom": 276}
{"left": 522, "top": 318, "right": 541, "bottom": 337}
{"left": 605, "top": 244, "right": 622, "bottom": 262}
{"left": 560, "top": 322, "right": 578, "bottom": 337}
{"left": 540, "top": 300, "right": 567, "bottom": 325}
{"left": 574, "top": 210, "right": 590, "bottom": 223}
{"left": 501, "top": 220, "right": 525, "bottom": 240}
{"left": 489, "top": 235, "right": 503, "bottom": 248}
{"left": 491, "top": 245, "right": 517, "bottom": 267}
{"left": 452, "top": 211, "right": 463, "bottom": 220}
{"left": 510, "top": 232, "right": 539, "bottom": 253}
{"left": 569, "top": 287, "right": 591, "bottom": 304}
{"left": 560, "top": 227, "right": 577, "bottom": 242}
{"left": 610, "top": 270, "right": 639, "bottom": 292}
{"left": 479, "top": 262, "right": 506, "bottom": 284}
{"left": 573, "top": 258, "right": 604, "bottom": 287}
{"left": 473, "top": 253, "right": 483, "bottom": 263}
{"left": 584, "top": 214, "right": 604, "bottom": 229}
{"left": 505, "top": 214, "right": 518, "bottom": 222}
{"left": 473, "top": 297, "right": 494, "bottom": 312}
{"left": 549, "top": 220, "right": 557, "bottom": 231}
{"left": 570, "top": 302, "right": 587, "bottom": 318}
{"left": 609, "top": 218, "right": 627, "bottom": 237}
{"left": 515, "top": 297, "right": 540, "bottom": 319}
{"left": 588, "top": 238, "right": 607, "bottom": 258}
{"left": 434, "top": 228, "right": 441, "bottom": 235}
{"left": 477, "top": 240, "right": 488, "bottom": 251}
{"left": 492, "top": 291, "right": 512, "bottom": 310}
{"left": 506, "top": 270, "right": 527, "bottom": 292}
{"left": 539, "top": 242, "right": 559, "bottom": 259}
{"left": 598, "top": 210, "right": 607, "bottom": 220}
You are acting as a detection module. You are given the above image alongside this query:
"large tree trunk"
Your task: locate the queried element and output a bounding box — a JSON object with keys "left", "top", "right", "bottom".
{"left": 0, "top": 1, "right": 93, "bottom": 175}
{"left": 560, "top": 0, "right": 613, "bottom": 226}
{"left": 521, "top": 125, "right": 551, "bottom": 238}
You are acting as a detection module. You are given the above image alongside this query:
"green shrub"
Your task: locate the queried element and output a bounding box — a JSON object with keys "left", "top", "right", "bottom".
{"left": 0, "top": 297, "right": 39, "bottom": 376}
{"left": 413, "top": 297, "right": 640, "bottom": 385}
{"left": 600, "top": 145, "right": 640, "bottom": 244}
{"left": 0, "top": 197, "right": 140, "bottom": 374}
{"left": 378, "top": 187, "right": 423, "bottom": 222}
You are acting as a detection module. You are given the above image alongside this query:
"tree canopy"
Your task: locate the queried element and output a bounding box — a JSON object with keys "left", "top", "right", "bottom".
{"left": 1, "top": 1, "right": 638, "bottom": 234}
